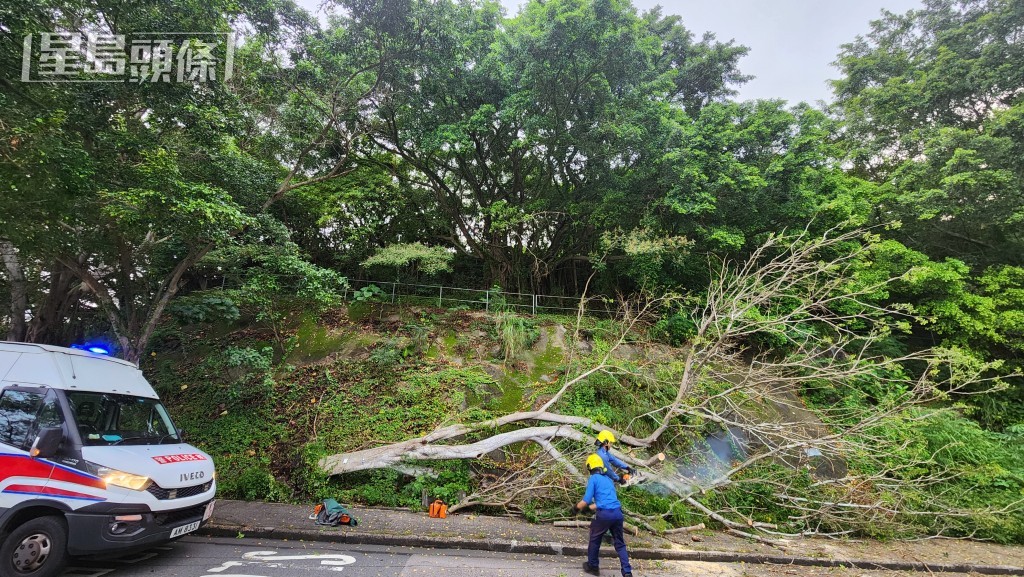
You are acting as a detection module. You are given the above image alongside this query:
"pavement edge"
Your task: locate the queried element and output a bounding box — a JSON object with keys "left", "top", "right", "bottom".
{"left": 197, "top": 523, "right": 1024, "bottom": 575}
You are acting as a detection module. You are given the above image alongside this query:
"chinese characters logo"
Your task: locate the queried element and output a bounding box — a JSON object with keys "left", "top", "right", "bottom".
{"left": 21, "top": 32, "right": 234, "bottom": 83}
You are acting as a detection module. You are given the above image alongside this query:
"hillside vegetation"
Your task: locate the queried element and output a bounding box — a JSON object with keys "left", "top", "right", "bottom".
{"left": 147, "top": 237, "right": 1024, "bottom": 543}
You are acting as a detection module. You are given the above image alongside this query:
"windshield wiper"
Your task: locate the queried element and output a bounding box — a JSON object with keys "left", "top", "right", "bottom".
{"left": 154, "top": 433, "right": 180, "bottom": 444}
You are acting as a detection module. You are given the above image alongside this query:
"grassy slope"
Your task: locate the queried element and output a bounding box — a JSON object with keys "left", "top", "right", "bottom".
{"left": 145, "top": 303, "right": 574, "bottom": 507}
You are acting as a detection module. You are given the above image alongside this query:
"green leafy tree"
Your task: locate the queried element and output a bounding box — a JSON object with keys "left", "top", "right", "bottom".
{"left": 832, "top": 0, "right": 1024, "bottom": 428}
{"left": 651, "top": 101, "right": 873, "bottom": 291}
{"left": 0, "top": 0, "right": 381, "bottom": 360}
{"left": 832, "top": 0, "right": 1024, "bottom": 268}
{"left": 0, "top": 0, "right": 270, "bottom": 360}
{"left": 355, "top": 0, "right": 747, "bottom": 291}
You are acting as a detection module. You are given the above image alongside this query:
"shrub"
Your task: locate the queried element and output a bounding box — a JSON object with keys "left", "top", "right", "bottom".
{"left": 652, "top": 312, "right": 697, "bottom": 346}
{"left": 169, "top": 293, "right": 241, "bottom": 325}
{"left": 494, "top": 311, "right": 539, "bottom": 363}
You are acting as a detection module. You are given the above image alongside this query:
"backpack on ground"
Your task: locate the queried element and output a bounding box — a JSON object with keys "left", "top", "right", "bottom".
{"left": 312, "top": 498, "right": 358, "bottom": 527}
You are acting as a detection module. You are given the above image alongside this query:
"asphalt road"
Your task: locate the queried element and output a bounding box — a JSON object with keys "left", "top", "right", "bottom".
{"left": 60, "top": 536, "right": 668, "bottom": 577}
{"left": 59, "top": 536, "right": 974, "bottom": 577}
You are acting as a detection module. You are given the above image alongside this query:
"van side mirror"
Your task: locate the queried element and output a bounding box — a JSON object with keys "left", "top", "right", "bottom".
{"left": 30, "top": 427, "right": 64, "bottom": 459}
{"left": 176, "top": 428, "right": 187, "bottom": 441}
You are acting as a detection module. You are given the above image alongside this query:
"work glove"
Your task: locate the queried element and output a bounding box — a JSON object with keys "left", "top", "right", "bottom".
{"left": 570, "top": 505, "right": 580, "bottom": 516}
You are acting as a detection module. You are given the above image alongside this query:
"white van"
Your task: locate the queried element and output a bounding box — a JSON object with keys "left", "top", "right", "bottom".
{"left": 0, "top": 342, "right": 216, "bottom": 577}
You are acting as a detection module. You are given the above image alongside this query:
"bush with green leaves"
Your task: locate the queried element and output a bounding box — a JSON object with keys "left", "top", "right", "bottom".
{"left": 168, "top": 293, "right": 240, "bottom": 325}
{"left": 204, "top": 346, "right": 276, "bottom": 404}
{"left": 350, "top": 284, "right": 385, "bottom": 303}
{"left": 651, "top": 312, "right": 697, "bottom": 346}
{"left": 368, "top": 338, "right": 410, "bottom": 368}
{"left": 222, "top": 466, "right": 292, "bottom": 502}
{"left": 360, "top": 242, "right": 454, "bottom": 279}
{"left": 404, "top": 461, "right": 474, "bottom": 507}
{"left": 223, "top": 249, "right": 347, "bottom": 348}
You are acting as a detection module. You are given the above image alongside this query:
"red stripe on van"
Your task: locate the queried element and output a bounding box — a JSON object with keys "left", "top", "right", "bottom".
{"left": 49, "top": 463, "right": 105, "bottom": 489}
{"left": 3, "top": 484, "right": 106, "bottom": 501}
{"left": 0, "top": 454, "right": 55, "bottom": 482}
{"left": 0, "top": 454, "right": 105, "bottom": 489}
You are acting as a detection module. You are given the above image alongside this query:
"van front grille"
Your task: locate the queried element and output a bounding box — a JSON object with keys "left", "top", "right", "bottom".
{"left": 147, "top": 481, "right": 212, "bottom": 500}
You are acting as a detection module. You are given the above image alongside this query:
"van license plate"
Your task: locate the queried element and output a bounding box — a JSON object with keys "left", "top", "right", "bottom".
{"left": 170, "top": 520, "right": 200, "bottom": 538}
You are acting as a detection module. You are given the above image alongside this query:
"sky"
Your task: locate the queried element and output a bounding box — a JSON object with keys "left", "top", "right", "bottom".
{"left": 296, "top": 0, "right": 925, "bottom": 105}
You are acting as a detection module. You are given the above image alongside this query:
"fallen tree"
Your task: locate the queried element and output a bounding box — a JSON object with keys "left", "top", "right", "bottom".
{"left": 317, "top": 225, "right": 1018, "bottom": 538}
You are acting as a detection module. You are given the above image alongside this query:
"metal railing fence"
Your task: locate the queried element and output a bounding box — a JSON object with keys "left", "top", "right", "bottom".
{"left": 341, "top": 278, "right": 617, "bottom": 316}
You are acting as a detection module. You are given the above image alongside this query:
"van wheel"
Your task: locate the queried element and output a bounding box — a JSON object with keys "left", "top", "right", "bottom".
{"left": 0, "top": 517, "right": 68, "bottom": 577}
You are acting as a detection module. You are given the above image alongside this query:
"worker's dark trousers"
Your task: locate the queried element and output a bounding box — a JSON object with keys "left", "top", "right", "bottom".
{"left": 587, "top": 507, "right": 632, "bottom": 575}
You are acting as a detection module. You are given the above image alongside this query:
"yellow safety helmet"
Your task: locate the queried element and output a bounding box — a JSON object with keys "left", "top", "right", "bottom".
{"left": 586, "top": 454, "right": 606, "bottom": 472}
{"left": 597, "top": 430, "right": 616, "bottom": 444}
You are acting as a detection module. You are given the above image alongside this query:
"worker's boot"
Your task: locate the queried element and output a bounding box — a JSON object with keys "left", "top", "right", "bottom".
{"left": 582, "top": 561, "right": 600, "bottom": 576}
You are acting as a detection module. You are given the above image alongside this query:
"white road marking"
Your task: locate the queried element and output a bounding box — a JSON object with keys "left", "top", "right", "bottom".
{"left": 206, "top": 561, "right": 245, "bottom": 573}
{"left": 241, "top": 551, "right": 356, "bottom": 565}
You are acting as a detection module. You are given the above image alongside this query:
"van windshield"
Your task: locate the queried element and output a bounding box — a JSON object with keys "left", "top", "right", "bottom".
{"left": 66, "top": 391, "right": 180, "bottom": 446}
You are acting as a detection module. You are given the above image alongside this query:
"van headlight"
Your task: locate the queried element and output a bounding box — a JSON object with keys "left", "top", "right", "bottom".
{"left": 98, "top": 467, "right": 152, "bottom": 491}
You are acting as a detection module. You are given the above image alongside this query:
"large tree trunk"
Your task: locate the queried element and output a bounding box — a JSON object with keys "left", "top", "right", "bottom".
{"left": 26, "top": 261, "right": 80, "bottom": 344}
{"left": 0, "top": 239, "right": 28, "bottom": 341}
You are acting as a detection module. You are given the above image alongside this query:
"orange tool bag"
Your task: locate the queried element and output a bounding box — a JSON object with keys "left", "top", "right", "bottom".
{"left": 428, "top": 499, "right": 448, "bottom": 519}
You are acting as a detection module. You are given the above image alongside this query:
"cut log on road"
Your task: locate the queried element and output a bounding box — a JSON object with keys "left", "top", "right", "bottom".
{"left": 664, "top": 522, "right": 705, "bottom": 534}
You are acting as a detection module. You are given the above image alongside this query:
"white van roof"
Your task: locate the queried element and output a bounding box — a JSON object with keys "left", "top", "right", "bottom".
{"left": 0, "top": 342, "right": 138, "bottom": 367}
{"left": 0, "top": 341, "right": 157, "bottom": 398}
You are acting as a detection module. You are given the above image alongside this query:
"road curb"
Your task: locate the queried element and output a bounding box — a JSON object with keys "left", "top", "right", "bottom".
{"left": 198, "top": 523, "right": 1024, "bottom": 575}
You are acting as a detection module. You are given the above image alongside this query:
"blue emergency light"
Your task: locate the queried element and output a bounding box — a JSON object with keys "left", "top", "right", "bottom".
{"left": 71, "top": 343, "right": 112, "bottom": 355}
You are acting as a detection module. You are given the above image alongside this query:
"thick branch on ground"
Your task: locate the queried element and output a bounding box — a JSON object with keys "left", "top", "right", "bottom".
{"left": 663, "top": 523, "right": 705, "bottom": 534}
{"left": 320, "top": 408, "right": 662, "bottom": 477}
{"left": 320, "top": 425, "right": 586, "bottom": 476}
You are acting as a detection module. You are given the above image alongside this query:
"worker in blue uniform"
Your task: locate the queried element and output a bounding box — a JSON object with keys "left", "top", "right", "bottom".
{"left": 595, "top": 430, "right": 632, "bottom": 484}
{"left": 571, "top": 453, "right": 633, "bottom": 577}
